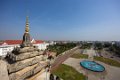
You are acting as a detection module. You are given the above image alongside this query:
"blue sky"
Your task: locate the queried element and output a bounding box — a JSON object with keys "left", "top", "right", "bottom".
{"left": 0, "top": 0, "right": 120, "bottom": 41}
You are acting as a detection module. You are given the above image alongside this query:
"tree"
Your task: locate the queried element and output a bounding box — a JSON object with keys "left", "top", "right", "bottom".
{"left": 94, "top": 42, "right": 103, "bottom": 50}
{"left": 103, "top": 42, "right": 111, "bottom": 48}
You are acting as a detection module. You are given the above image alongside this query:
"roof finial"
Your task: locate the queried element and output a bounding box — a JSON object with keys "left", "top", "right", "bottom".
{"left": 25, "top": 16, "right": 29, "bottom": 33}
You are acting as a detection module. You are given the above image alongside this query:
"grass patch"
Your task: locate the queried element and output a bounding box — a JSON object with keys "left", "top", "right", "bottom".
{"left": 71, "top": 53, "right": 88, "bottom": 59}
{"left": 52, "top": 64, "right": 86, "bottom": 80}
{"left": 94, "top": 56, "right": 120, "bottom": 67}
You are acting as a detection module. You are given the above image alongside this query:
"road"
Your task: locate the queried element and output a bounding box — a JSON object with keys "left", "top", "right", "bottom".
{"left": 100, "top": 50, "right": 120, "bottom": 63}
{"left": 50, "top": 47, "right": 79, "bottom": 72}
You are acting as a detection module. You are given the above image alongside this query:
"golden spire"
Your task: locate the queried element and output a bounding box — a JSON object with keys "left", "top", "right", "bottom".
{"left": 25, "top": 16, "right": 29, "bottom": 33}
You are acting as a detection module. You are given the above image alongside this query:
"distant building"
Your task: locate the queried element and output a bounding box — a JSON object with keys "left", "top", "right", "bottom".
{"left": 0, "top": 39, "right": 49, "bottom": 57}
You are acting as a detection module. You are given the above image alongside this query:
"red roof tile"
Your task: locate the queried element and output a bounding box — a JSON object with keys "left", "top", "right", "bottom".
{"left": 0, "top": 42, "right": 4, "bottom": 45}
{"left": 0, "top": 41, "right": 4, "bottom": 45}
{"left": 0, "top": 40, "right": 44, "bottom": 45}
{"left": 35, "top": 40, "right": 44, "bottom": 43}
{"left": 5, "top": 40, "right": 22, "bottom": 45}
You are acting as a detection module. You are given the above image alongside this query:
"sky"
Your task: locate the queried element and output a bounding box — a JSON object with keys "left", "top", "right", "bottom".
{"left": 0, "top": 0, "right": 120, "bottom": 41}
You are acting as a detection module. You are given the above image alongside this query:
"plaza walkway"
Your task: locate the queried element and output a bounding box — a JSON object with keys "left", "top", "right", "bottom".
{"left": 63, "top": 58, "right": 120, "bottom": 80}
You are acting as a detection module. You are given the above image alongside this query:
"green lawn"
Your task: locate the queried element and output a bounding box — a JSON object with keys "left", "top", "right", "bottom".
{"left": 71, "top": 53, "right": 88, "bottom": 59}
{"left": 94, "top": 56, "right": 120, "bottom": 67}
{"left": 52, "top": 64, "right": 86, "bottom": 80}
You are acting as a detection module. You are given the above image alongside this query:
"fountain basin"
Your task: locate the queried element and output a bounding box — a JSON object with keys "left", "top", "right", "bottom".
{"left": 80, "top": 60, "right": 105, "bottom": 72}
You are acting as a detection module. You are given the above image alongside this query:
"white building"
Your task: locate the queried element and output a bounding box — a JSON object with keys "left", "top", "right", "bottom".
{"left": 0, "top": 39, "right": 49, "bottom": 57}
{"left": 31, "top": 39, "right": 49, "bottom": 50}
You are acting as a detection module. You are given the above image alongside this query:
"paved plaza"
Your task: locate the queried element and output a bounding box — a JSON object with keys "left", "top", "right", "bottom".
{"left": 63, "top": 58, "right": 120, "bottom": 80}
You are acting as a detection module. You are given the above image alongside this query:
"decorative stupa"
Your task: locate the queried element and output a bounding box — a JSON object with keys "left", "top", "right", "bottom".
{"left": 21, "top": 16, "right": 32, "bottom": 48}
{"left": 5, "top": 16, "right": 48, "bottom": 80}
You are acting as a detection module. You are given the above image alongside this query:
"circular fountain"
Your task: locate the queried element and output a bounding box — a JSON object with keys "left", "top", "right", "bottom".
{"left": 80, "top": 60, "right": 105, "bottom": 72}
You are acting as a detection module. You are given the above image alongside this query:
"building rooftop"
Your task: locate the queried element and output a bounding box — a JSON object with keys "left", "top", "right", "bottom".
{"left": 0, "top": 39, "right": 44, "bottom": 45}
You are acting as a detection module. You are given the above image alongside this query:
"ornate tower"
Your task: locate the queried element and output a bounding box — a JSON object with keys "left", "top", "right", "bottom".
{"left": 21, "top": 16, "right": 32, "bottom": 48}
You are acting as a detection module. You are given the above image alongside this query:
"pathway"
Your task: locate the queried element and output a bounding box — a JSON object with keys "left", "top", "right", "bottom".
{"left": 50, "top": 47, "right": 79, "bottom": 72}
